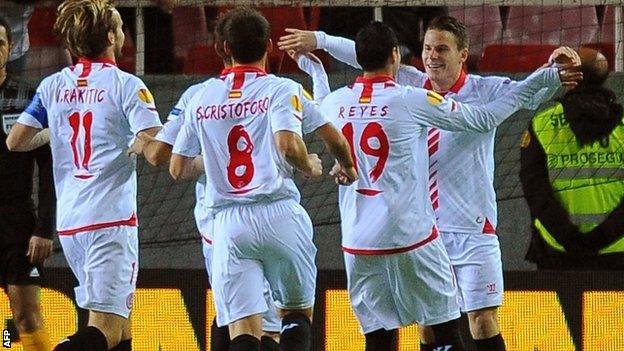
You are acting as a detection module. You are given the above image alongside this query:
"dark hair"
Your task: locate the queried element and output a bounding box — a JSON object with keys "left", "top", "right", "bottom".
{"left": 213, "top": 12, "right": 232, "bottom": 66}
{"left": 426, "top": 16, "right": 469, "bottom": 50}
{"left": 561, "top": 86, "right": 623, "bottom": 146}
{"left": 355, "top": 21, "right": 398, "bottom": 71}
{"left": 222, "top": 7, "right": 270, "bottom": 64}
{"left": 0, "top": 16, "right": 12, "bottom": 45}
{"left": 54, "top": 0, "right": 117, "bottom": 59}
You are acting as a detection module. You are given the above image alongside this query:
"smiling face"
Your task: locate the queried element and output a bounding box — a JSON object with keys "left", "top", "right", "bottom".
{"left": 422, "top": 29, "right": 468, "bottom": 91}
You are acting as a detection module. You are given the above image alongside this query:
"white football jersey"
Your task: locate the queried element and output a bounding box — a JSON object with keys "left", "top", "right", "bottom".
{"left": 315, "top": 31, "right": 558, "bottom": 234}
{"left": 160, "top": 68, "right": 328, "bottom": 239}
{"left": 320, "top": 70, "right": 560, "bottom": 253}
{"left": 17, "top": 58, "right": 162, "bottom": 234}
{"left": 172, "top": 66, "right": 307, "bottom": 210}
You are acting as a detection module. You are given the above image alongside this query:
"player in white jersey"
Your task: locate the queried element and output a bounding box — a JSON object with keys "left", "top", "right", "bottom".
{"left": 6, "top": 1, "right": 163, "bottom": 350}
{"left": 169, "top": 8, "right": 355, "bottom": 351}
{"left": 140, "top": 12, "right": 351, "bottom": 350}
{"left": 279, "top": 16, "right": 581, "bottom": 351}
{"left": 319, "top": 22, "right": 576, "bottom": 351}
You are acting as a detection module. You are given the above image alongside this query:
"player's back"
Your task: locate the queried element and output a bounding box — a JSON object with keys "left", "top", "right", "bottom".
{"left": 183, "top": 66, "right": 303, "bottom": 209}
{"left": 321, "top": 76, "right": 437, "bottom": 253}
{"left": 23, "top": 59, "right": 161, "bottom": 234}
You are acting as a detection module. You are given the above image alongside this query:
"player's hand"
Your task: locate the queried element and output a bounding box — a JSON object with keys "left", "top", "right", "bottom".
{"left": 278, "top": 28, "right": 318, "bottom": 53}
{"left": 557, "top": 62, "right": 583, "bottom": 88}
{"left": 549, "top": 46, "right": 582, "bottom": 67}
{"left": 330, "top": 162, "right": 358, "bottom": 185}
{"left": 27, "top": 236, "right": 53, "bottom": 265}
{"left": 127, "top": 139, "right": 144, "bottom": 157}
{"left": 304, "top": 153, "right": 323, "bottom": 179}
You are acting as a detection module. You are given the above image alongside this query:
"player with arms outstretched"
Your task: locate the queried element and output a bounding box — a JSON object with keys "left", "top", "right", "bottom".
{"left": 7, "top": 1, "right": 162, "bottom": 350}
{"left": 321, "top": 21, "right": 575, "bottom": 351}
{"left": 170, "top": 8, "right": 354, "bottom": 351}
{"left": 280, "top": 16, "right": 580, "bottom": 351}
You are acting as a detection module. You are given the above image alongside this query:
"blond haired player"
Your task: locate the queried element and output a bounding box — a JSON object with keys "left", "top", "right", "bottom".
{"left": 7, "top": 1, "right": 162, "bottom": 350}
{"left": 279, "top": 16, "right": 580, "bottom": 351}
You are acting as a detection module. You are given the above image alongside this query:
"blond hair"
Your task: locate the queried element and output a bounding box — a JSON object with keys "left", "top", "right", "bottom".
{"left": 54, "top": 0, "right": 117, "bottom": 59}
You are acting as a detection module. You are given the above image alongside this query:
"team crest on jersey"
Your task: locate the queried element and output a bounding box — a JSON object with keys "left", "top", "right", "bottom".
{"left": 291, "top": 95, "right": 303, "bottom": 113}
{"left": 138, "top": 88, "right": 154, "bottom": 104}
{"left": 426, "top": 90, "right": 444, "bottom": 106}
{"left": 2, "top": 114, "right": 18, "bottom": 134}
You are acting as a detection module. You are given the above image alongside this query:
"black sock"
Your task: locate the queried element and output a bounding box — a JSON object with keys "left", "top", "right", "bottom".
{"left": 53, "top": 326, "right": 108, "bottom": 351}
{"left": 364, "top": 329, "right": 397, "bottom": 351}
{"left": 420, "top": 343, "right": 436, "bottom": 351}
{"left": 230, "top": 334, "right": 259, "bottom": 351}
{"left": 110, "top": 339, "right": 132, "bottom": 351}
{"left": 474, "top": 333, "right": 505, "bottom": 351}
{"left": 259, "top": 335, "right": 280, "bottom": 351}
{"left": 430, "top": 318, "right": 465, "bottom": 351}
{"left": 279, "top": 312, "right": 312, "bottom": 351}
{"left": 211, "top": 318, "right": 231, "bottom": 351}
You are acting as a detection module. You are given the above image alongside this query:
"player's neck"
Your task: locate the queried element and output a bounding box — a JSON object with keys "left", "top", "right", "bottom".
{"left": 363, "top": 68, "right": 395, "bottom": 79}
{"left": 430, "top": 70, "right": 463, "bottom": 93}
{"left": 231, "top": 58, "right": 267, "bottom": 72}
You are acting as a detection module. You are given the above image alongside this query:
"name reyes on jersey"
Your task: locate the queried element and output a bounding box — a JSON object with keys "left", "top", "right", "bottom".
{"left": 338, "top": 105, "right": 389, "bottom": 119}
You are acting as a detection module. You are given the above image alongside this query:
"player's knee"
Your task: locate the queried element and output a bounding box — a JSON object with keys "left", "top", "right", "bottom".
{"left": 364, "top": 328, "right": 397, "bottom": 351}
{"left": 12, "top": 310, "right": 41, "bottom": 333}
{"left": 468, "top": 308, "right": 500, "bottom": 339}
{"left": 418, "top": 325, "right": 436, "bottom": 344}
{"left": 53, "top": 326, "right": 108, "bottom": 351}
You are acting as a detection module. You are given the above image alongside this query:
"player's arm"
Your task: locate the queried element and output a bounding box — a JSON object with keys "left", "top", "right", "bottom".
{"left": 407, "top": 67, "right": 569, "bottom": 132}
{"left": 275, "top": 131, "right": 321, "bottom": 179}
{"left": 519, "top": 124, "right": 590, "bottom": 254}
{"left": 278, "top": 29, "right": 361, "bottom": 69}
{"left": 288, "top": 51, "right": 331, "bottom": 102}
{"left": 29, "top": 143, "right": 55, "bottom": 265}
{"left": 170, "top": 109, "right": 204, "bottom": 181}
{"left": 122, "top": 78, "right": 163, "bottom": 156}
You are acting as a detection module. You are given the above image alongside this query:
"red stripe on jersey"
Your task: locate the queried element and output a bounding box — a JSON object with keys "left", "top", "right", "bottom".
{"left": 293, "top": 113, "right": 303, "bottom": 122}
{"left": 356, "top": 188, "right": 383, "bottom": 196}
{"left": 202, "top": 235, "right": 213, "bottom": 245}
{"left": 359, "top": 82, "right": 373, "bottom": 103}
{"left": 432, "top": 199, "right": 439, "bottom": 210}
{"left": 354, "top": 75, "right": 395, "bottom": 104}
{"left": 74, "top": 174, "right": 94, "bottom": 180}
{"left": 482, "top": 218, "right": 497, "bottom": 234}
{"left": 423, "top": 69, "right": 467, "bottom": 96}
{"left": 58, "top": 213, "right": 138, "bottom": 236}
{"left": 232, "top": 71, "right": 246, "bottom": 91}
{"left": 78, "top": 61, "right": 92, "bottom": 78}
{"left": 342, "top": 226, "right": 439, "bottom": 255}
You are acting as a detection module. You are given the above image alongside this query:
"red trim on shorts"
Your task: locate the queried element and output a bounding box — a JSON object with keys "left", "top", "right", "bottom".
{"left": 482, "top": 218, "right": 497, "bottom": 234}
{"left": 201, "top": 235, "right": 213, "bottom": 245}
{"left": 57, "top": 213, "right": 137, "bottom": 236}
{"left": 342, "top": 226, "right": 439, "bottom": 255}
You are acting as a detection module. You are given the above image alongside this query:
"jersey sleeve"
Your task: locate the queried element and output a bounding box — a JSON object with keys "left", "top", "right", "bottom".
{"left": 404, "top": 67, "right": 561, "bottom": 133}
{"left": 315, "top": 31, "right": 361, "bottom": 69}
{"left": 269, "top": 80, "right": 304, "bottom": 136}
{"left": 396, "top": 65, "right": 428, "bottom": 87}
{"left": 17, "top": 82, "right": 48, "bottom": 129}
{"left": 296, "top": 54, "right": 331, "bottom": 102}
{"left": 155, "top": 84, "right": 203, "bottom": 145}
{"left": 487, "top": 76, "right": 559, "bottom": 110}
{"left": 172, "top": 108, "right": 201, "bottom": 157}
{"left": 121, "top": 76, "right": 163, "bottom": 135}
{"left": 301, "top": 97, "right": 328, "bottom": 134}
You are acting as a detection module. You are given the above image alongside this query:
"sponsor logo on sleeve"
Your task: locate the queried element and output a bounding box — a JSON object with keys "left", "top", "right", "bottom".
{"left": 2, "top": 114, "right": 19, "bottom": 134}
{"left": 138, "top": 88, "right": 154, "bottom": 104}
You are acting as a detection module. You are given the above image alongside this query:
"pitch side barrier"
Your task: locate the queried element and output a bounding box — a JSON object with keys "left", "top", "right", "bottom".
{"left": 1, "top": 269, "right": 622, "bottom": 350}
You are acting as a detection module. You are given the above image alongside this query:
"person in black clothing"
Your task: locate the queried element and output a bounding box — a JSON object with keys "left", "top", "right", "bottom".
{"left": 0, "top": 16, "right": 54, "bottom": 351}
{"left": 520, "top": 47, "right": 624, "bottom": 270}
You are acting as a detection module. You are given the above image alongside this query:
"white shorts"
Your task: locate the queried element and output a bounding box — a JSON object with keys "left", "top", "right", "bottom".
{"left": 440, "top": 232, "right": 504, "bottom": 312}
{"left": 344, "top": 238, "right": 460, "bottom": 334}
{"left": 202, "top": 236, "right": 281, "bottom": 332}
{"left": 59, "top": 226, "right": 138, "bottom": 318}
{"left": 211, "top": 199, "right": 316, "bottom": 327}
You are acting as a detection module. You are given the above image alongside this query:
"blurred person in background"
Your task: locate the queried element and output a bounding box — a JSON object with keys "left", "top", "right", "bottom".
{"left": 0, "top": 0, "right": 39, "bottom": 75}
{"left": 0, "top": 14, "right": 54, "bottom": 351}
{"left": 521, "top": 48, "right": 624, "bottom": 270}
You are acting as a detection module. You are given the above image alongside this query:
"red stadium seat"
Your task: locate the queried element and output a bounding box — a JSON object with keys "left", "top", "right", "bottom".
{"left": 449, "top": 5, "right": 503, "bottom": 58}
{"left": 478, "top": 44, "right": 557, "bottom": 72}
{"left": 183, "top": 44, "right": 224, "bottom": 75}
{"left": 172, "top": 6, "right": 209, "bottom": 70}
{"left": 28, "top": 7, "right": 58, "bottom": 47}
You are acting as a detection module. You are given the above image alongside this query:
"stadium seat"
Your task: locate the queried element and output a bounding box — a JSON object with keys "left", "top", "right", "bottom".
{"left": 172, "top": 6, "right": 209, "bottom": 71}
{"left": 28, "top": 7, "right": 58, "bottom": 47}
{"left": 183, "top": 44, "right": 223, "bottom": 75}
{"left": 449, "top": 6, "right": 503, "bottom": 58}
{"left": 478, "top": 44, "right": 557, "bottom": 72}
